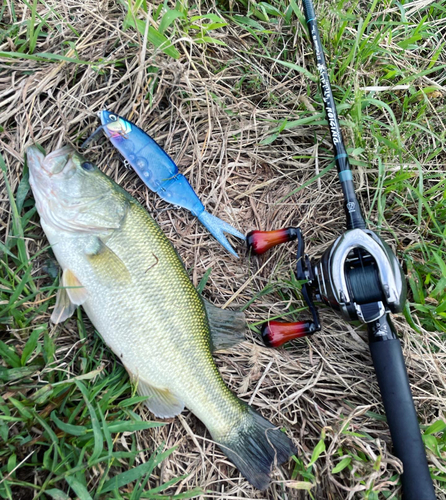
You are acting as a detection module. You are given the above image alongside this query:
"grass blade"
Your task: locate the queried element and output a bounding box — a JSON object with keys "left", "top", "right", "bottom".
{"left": 65, "top": 476, "right": 93, "bottom": 500}
{"left": 75, "top": 381, "right": 104, "bottom": 464}
{"left": 100, "top": 446, "right": 176, "bottom": 494}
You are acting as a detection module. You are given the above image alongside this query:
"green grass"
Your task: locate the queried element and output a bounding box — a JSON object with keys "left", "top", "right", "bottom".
{"left": 1, "top": 0, "right": 445, "bottom": 498}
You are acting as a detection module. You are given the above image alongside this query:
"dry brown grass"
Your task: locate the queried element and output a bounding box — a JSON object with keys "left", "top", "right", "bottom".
{"left": 1, "top": 1, "right": 445, "bottom": 499}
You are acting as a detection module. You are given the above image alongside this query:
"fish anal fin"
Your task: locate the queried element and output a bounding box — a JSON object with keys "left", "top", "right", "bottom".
{"left": 62, "top": 269, "right": 87, "bottom": 306}
{"left": 204, "top": 299, "right": 246, "bottom": 352}
{"left": 85, "top": 238, "right": 131, "bottom": 284}
{"left": 134, "top": 376, "right": 185, "bottom": 418}
{"left": 51, "top": 286, "right": 77, "bottom": 323}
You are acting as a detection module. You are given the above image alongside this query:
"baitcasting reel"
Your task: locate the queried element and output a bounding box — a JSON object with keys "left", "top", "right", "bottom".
{"left": 247, "top": 227, "right": 407, "bottom": 348}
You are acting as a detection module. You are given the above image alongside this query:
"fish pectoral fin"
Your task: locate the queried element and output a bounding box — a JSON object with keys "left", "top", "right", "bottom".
{"left": 85, "top": 238, "right": 132, "bottom": 284}
{"left": 204, "top": 299, "right": 246, "bottom": 352}
{"left": 62, "top": 268, "right": 87, "bottom": 305}
{"left": 51, "top": 286, "right": 77, "bottom": 323}
{"left": 136, "top": 378, "right": 185, "bottom": 419}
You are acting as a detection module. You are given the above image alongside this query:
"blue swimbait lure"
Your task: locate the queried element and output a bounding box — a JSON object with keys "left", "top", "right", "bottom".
{"left": 92, "top": 111, "right": 245, "bottom": 257}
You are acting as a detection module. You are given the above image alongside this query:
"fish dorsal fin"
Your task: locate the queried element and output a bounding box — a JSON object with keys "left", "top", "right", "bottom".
{"left": 203, "top": 299, "right": 246, "bottom": 352}
{"left": 51, "top": 286, "right": 77, "bottom": 324}
{"left": 63, "top": 268, "right": 87, "bottom": 305}
{"left": 135, "top": 377, "right": 185, "bottom": 418}
{"left": 85, "top": 238, "right": 132, "bottom": 284}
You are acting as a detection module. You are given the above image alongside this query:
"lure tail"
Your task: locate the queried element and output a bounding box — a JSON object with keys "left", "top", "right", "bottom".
{"left": 197, "top": 210, "right": 245, "bottom": 258}
{"left": 212, "top": 405, "right": 297, "bottom": 490}
{"left": 155, "top": 172, "right": 244, "bottom": 256}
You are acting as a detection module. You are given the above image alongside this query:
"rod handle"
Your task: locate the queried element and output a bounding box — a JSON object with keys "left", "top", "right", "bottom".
{"left": 369, "top": 317, "right": 435, "bottom": 499}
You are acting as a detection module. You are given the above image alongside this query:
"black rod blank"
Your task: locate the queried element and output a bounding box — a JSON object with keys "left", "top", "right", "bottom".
{"left": 302, "top": 0, "right": 366, "bottom": 230}
{"left": 369, "top": 316, "right": 436, "bottom": 500}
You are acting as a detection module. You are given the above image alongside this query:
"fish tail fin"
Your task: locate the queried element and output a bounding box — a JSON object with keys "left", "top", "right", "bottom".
{"left": 212, "top": 405, "right": 297, "bottom": 490}
{"left": 197, "top": 210, "right": 245, "bottom": 258}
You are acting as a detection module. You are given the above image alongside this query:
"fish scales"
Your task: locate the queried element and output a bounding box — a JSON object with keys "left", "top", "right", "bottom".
{"left": 27, "top": 145, "right": 296, "bottom": 490}
{"left": 48, "top": 187, "right": 239, "bottom": 430}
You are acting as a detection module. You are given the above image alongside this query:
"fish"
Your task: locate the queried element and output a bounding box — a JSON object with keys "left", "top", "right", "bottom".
{"left": 26, "top": 145, "right": 296, "bottom": 490}
{"left": 83, "top": 110, "right": 245, "bottom": 258}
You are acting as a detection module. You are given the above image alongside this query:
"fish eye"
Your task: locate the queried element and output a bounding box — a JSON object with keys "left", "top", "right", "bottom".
{"left": 81, "top": 161, "right": 95, "bottom": 171}
{"left": 109, "top": 114, "right": 117, "bottom": 121}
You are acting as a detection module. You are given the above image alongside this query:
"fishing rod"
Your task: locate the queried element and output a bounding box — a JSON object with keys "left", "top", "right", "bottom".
{"left": 246, "top": 2, "right": 436, "bottom": 498}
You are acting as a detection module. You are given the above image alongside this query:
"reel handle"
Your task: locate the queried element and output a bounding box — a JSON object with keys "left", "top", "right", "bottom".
{"left": 246, "top": 228, "right": 299, "bottom": 255}
{"left": 247, "top": 227, "right": 321, "bottom": 347}
{"left": 369, "top": 315, "right": 435, "bottom": 500}
{"left": 262, "top": 320, "right": 316, "bottom": 348}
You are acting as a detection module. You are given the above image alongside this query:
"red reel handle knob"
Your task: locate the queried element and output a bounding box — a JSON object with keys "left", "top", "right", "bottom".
{"left": 246, "top": 227, "right": 299, "bottom": 255}
{"left": 261, "top": 320, "right": 315, "bottom": 348}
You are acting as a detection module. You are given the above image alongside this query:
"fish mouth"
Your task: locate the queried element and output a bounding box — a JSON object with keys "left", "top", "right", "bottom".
{"left": 98, "top": 110, "right": 129, "bottom": 135}
{"left": 99, "top": 110, "right": 117, "bottom": 125}
{"left": 98, "top": 109, "right": 109, "bottom": 122}
{"left": 27, "top": 145, "right": 75, "bottom": 176}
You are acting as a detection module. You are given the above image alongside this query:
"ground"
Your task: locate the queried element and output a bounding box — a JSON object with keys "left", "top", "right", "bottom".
{"left": 0, "top": 1, "right": 445, "bottom": 499}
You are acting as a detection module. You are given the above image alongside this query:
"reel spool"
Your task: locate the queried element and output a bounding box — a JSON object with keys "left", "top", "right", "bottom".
{"left": 247, "top": 227, "right": 406, "bottom": 347}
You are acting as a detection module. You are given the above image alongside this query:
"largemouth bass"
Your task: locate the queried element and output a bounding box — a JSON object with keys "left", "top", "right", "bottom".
{"left": 27, "top": 145, "right": 296, "bottom": 490}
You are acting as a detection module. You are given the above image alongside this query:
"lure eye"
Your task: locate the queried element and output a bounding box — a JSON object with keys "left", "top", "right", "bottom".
{"left": 81, "top": 161, "right": 95, "bottom": 171}
{"left": 109, "top": 114, "right": 117, "bottom": 121}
